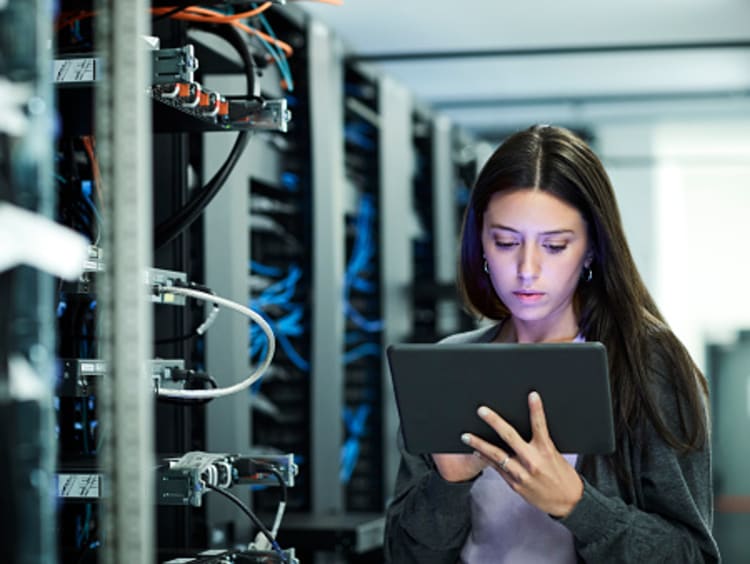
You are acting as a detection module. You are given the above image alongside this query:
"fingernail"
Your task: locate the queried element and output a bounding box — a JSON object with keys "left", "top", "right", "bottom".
{"left": 461, "top": 433, "right": 471, "bottom": 445}
{"left": 477, "top": 406, "right": 489, "bottom": 417}
{"left": 529, "top": 391, "right": 540, "bottom": 403}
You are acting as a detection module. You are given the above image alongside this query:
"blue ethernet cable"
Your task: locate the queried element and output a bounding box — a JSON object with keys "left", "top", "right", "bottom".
{"left": 249, "top": 264, "right": 309, "bottom": 373}
{"left": 340, "top": 403, "right": 372, "bottom": 483}
{"left": 344, "top": 194, "right": 384, "bottom": 333}
{"left": 81, "top": 180, "right": 103, "bottom": 227}
{"left": 250, "top": 260, "right": 284, "bottom": 278}
{"left": 344, "top": 120, "right": 377, "bottom": 151}
{"left": 280, "top": 171, "right": 299, "bottom": 192}
{"left": 343, "top": 342, "right": 380, "bottom": 365}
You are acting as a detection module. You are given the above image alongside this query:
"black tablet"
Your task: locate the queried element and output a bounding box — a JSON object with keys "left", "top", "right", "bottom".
{"left": 387, "top": 342, "right": 615, "bottom": 455}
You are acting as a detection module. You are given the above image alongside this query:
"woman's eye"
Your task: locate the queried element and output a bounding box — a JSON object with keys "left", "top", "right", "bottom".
{"left": 544, "top": 243, "right": 567, "bottom": 253}
{"left": 494, "top": 241, "right": 517, "bottom": 249}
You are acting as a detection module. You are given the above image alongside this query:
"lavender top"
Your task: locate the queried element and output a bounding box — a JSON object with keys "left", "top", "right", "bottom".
{"left": 460, "top": 333, "right": 585, "bottom": 563}
{"left": 459, "top": 453, "right": 578, "bottom": 563}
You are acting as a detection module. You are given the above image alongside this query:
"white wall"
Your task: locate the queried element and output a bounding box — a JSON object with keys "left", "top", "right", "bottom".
{"left": 597, "top": 118, "right": 750, "bottom": 370}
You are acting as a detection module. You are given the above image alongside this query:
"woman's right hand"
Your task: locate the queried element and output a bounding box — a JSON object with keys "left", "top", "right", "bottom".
{"left": 432, "top": 452, "right": 488, "bottom": 482}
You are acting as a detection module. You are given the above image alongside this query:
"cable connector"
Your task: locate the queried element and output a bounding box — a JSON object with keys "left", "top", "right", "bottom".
{"left": 148, "top": 267, "right": 188, "bottom": 305}
{"left": 228, "top": 98, "right": 291, "bottom": 132}
{"left": 156, "top": 451, "right": 296, "bottom": 507}
{"left": 152, "top": 45, "right": 199, "bottom": 85}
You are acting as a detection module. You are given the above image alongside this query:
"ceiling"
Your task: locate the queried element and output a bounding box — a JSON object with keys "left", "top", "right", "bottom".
{"left": 301, "top": 0, "right": 750, "bottom": 138}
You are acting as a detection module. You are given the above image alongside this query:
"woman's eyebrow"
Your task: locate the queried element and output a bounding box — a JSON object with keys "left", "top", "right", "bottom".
{"left": 487, "top": 224, "right": 575, "bottom": 236}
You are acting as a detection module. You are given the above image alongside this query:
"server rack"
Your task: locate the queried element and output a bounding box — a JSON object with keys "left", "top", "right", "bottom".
{"left": 268, "top": 35, "right": 416, "bottom": 564}
{"left": 409, "top": 105, "right": 439, "bottom": 343}
{"left": 52, "top": 2, "right": 303, "bottom": 562}
{"left": 53, "top": 2, "right": 156, "bottom": 564}
{"left": 446, "top": 122, "right": 479, "bottom": 335}
{"left": 408, "top": 111, "right": 479, "bottom": 346}
{"left": 341, "top": 61, "right": 384, "bottom": 515}
{"left": 0, "top": 2, "right": 58, "bottom": 563}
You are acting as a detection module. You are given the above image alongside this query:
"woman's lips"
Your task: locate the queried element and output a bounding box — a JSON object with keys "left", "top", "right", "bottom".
{"left": 513, "top": 291, "right": 545, "bottom": 303}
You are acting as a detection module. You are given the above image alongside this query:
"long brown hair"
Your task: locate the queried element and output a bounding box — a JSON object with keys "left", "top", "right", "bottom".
{"left": 458, "top": 125, "right": 709, "bottom": 481}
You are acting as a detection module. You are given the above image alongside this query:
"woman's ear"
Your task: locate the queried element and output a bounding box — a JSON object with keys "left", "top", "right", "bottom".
{"left": 584, "top": 251, "right": 594, "bottom": 269}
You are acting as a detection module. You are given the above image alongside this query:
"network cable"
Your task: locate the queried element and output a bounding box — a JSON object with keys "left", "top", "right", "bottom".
{"left": 251, "top": 4, "right": 294, "bottom": 92}
{"left": 155, "top": 281, "right": 220, "bottom": 345}
{"left": 344, "top": 120, "right": 376, "bottom": 151}
{"left": 249, "top": 263, "right": 309, "bottom": 372}
{"left": 205, "top": 483, "right": 288, "bottom": 562}
{"left": 343, "top": 342, "right": 380, "bottom": 364}
{"left": 343, "top": 194, "right": 383, "bottom": 333}
{"left": 340, "top": 403, "right": 371, "bottom": 484}
{"left": 156, "top": 370, "right": 220, "bottom": 406}
{"left": 153, "top": 285, "right": 276, "bottom": 399}
{"left": 248, "top": 462, "right": 288, "bottom": 552}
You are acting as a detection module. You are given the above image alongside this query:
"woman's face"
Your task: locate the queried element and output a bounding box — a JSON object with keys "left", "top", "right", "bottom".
{"left": 481, "top": 188, "right": 591, "bottom": 339}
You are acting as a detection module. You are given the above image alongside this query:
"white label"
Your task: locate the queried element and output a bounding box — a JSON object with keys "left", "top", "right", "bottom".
{"left": 57, "top": 474, "right": 101, "bottom": 498}
{"left": 54, "top": 58, "right": 98, "bottom": 83}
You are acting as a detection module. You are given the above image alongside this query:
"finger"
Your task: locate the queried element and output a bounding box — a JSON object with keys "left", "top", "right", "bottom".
{"left": 461, "top": 432, "right": 506, "bottom": 461}
{"left": 471, "top": 447, "right": 523, "bottom": 485}
{"left": 529, "top": 391, "right": 551, "bottom": 442}
{"left": 465, "top": 441, "right": 513, "bottom": 474}
{"left": 477, "top": 405, "right": 530, "bottom": 459}
{"left": 461, "top": 433, "right": 525, "bottom": 482}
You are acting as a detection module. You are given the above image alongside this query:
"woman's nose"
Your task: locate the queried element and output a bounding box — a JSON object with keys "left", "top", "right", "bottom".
{"left": 517, "top": 244, "right": 540, "bottom": 281}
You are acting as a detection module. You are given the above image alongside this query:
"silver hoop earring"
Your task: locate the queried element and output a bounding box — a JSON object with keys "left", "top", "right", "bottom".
{"left": 483, "top": 260, "right": 490, "bottom": 274}
{"left": 583, "top": 266, "right": 593, "bottom": 283}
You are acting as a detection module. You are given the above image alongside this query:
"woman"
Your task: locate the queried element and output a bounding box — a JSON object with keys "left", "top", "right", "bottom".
{"left": 384, "top": 125, "right": 719, "bottom": 563}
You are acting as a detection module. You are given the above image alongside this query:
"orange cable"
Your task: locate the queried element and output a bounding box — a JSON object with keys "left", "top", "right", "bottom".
{"left": 80, "top": 136, "right": 104, "bottom": 207}
{"left": 154, "top": 7, "right": 294, "bottom": 57}
{"left": 232, "top": 20, "right": 294, "bottom": 57}
{"left": 55, "top": 10, "right": 95, "bottom": 31}
{"left": 152, "top": 3, "right": 272, "bottom": 22}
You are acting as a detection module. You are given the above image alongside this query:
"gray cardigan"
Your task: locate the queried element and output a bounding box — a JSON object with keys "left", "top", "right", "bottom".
{"left": 384, "top": 324, "right": 720, "bottom": 563}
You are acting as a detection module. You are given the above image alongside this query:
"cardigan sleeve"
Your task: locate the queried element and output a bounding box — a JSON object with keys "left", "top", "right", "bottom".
{"left": 559, "top": 364, "right": 720, "bottom": 563}
{"left": 384, "top": 324, "right": 500, "bottom": 562}
{"left": 383, "top": 431, "right": 476, "bottom": 563}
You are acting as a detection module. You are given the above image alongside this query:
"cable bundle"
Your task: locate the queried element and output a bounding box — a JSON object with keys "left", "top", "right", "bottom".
{"left": 249, "top": 261, "right": 309, "bottom": 373}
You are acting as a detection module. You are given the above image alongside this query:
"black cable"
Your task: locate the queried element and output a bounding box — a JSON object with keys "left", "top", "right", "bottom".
{"left": 256, "top": 462, "right": 288, "bottom": 505}
{"left": 205, "top": 483, "right": 286, "bottom": 561}
{"left": 187, "top": 372, "right": 219, "bottom": 389}
{"left": 153, "top": 132, "right": 250, "bottom": 249}
{"left": 153, "top": 21, "right": 258, "bottom": 250}
{"left": 154, "top": 331, "right": 199, "bottom": 346}
{"left": 156, "top": 394, "right": 212, "bottom": 406}
{"left": 155, "top": 370, "right": 218, "bottom": 406}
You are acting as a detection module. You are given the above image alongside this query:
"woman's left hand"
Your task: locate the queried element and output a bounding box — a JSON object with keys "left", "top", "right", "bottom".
{"left": 461, "top": 391, "right": 583, "bottom": 518}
